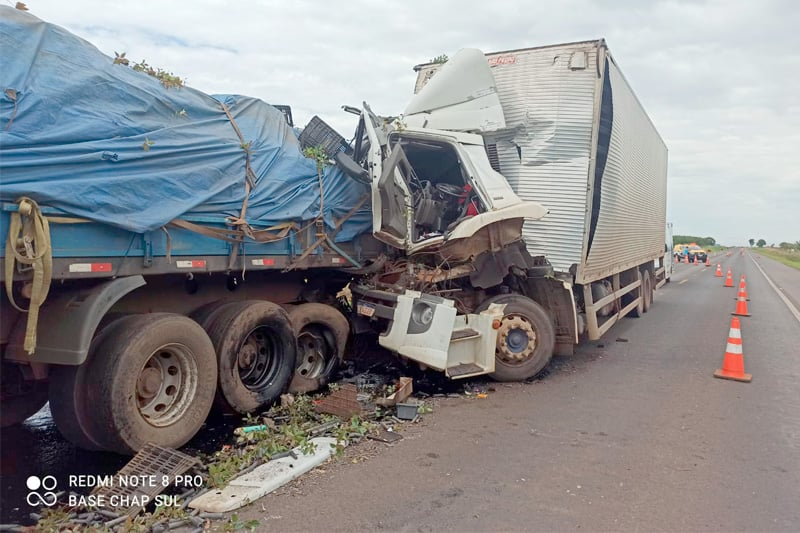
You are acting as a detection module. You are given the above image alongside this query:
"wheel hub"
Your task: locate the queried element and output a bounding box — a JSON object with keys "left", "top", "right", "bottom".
{"left": 296, "top": 331, "right": 327, "bottom": 378}
{"left": 137, "top": 366, "right": 162, "bottom": 398}
{"left": 238, "top": 343, "right": 257, "bottom": 369}
{"left": 497, "top": 315, "right": 537, "bottom": 363}
{"left": 136, "top": 346, "right": 192, "bottom": 427}
{"left": 237, "top": 328, "right": 275, "bottom": 389}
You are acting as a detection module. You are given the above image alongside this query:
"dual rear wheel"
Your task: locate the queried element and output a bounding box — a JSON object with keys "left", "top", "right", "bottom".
{"left": 50, "top": 301, "right": 348, "bottom": 454}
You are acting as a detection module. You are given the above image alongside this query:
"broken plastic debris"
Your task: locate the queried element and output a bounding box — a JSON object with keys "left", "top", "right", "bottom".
{"left": 189, "top": 437, "right": 338, "bottom": 513}
{"left": 375, "top": 377, "right": 413, "bottom": 407}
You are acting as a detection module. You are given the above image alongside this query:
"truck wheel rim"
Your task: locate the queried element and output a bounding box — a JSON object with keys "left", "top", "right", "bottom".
{"left": 295, "top": 328, "right": 329, "bottom": 379}
{"left": 497, "top": 315, "right": 536, "bottom": 363}
{"left": 237, "top": 327, "right": 279, "bottom": 390}
{"left": 136, "top": 344, "right": 197, "bottom": 427}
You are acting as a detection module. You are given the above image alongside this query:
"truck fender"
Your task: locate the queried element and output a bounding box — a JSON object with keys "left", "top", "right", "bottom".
{"left": 5, "top": 276, "right": 146, "bottom": 366}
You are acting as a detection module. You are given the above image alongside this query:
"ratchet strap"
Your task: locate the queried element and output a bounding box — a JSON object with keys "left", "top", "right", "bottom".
{"left": 4, "top": 197, "right": 53, "bottom": 354}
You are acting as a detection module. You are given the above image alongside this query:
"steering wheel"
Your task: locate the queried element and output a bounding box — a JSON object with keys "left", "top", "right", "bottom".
{"left": 436, "top": 183, "right": 464, "bottom": 198}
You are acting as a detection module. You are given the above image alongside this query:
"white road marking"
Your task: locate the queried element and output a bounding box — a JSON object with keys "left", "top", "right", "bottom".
{"left": 679, "top": 279, "right": 688, "bottom": 285}
{"left": 748, "top": 253, "right": 800, "bottom": 325}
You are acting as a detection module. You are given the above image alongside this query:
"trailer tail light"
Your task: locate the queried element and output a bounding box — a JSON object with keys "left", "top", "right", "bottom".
{"left": 492, "top": 319, "right": 502, "bottom": 329}
{"left": 69, "top": 262, "right": 112, "bottom": 273}
{"left": 176, "top": 260, "right": 206, "bottom": 269}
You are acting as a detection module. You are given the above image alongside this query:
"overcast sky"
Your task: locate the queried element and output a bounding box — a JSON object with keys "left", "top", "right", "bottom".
{"left": 10, "top": 0, "right": 800, "bottom": 246}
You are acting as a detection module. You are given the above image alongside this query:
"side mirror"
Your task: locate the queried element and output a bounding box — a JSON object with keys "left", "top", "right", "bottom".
{"left": 334, "top": 151, "right": 370, "bottom": 185}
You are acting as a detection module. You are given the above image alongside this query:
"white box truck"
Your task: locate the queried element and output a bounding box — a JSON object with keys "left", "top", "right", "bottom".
{"left": 351, "top": 39, "right": 668, "bottom": 378}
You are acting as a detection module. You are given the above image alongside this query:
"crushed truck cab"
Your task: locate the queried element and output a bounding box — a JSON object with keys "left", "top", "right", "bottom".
{"left": 343, "top": 102, "right": 550, "bottom": 378}
{"left": 358, "top": 104, "right": 548, "bottom": 255}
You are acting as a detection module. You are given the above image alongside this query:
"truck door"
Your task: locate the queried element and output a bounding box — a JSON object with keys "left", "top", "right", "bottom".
{"left": 362, "top": 104, "right": 414, "bottom": 250}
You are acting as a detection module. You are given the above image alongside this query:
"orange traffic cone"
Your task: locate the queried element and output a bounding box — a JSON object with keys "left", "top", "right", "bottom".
{"left": 705, "top": 257, "right": 711, "bottom": 266}
{"left": 714, "top": 317, "right": 751, "bottom": 382}
{"left": 684, "top": 255, "right": 689, "bottom": 264}
{"left": 715, "top": 264, "right": 723, "bottom": 277}
{"left": 694, "top": 255, "right": 699, "bottom": 265}
{"left": 732, "top": 291, "right": 751, "bottom": 316}
{"left": 735, "top": 277, "right": 750, "bottom": 301}
{"left": 724, "top": 269, "right": 734, "bottom": 287}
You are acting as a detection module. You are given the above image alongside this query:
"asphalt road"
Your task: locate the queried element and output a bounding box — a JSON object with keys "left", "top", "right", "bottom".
{"left": 245, "top": 251, "right": 800, "bottom": 532}
{"left": 1, "top": 250, "right": 798, "bottom": 531}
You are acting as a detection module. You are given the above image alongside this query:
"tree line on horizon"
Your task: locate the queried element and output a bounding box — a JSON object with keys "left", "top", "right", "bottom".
{"left": 673, "top": 235, "right": 716, "bottom": 247}
{"left": 748, "top": 238, "right": 800, "bottom": 250}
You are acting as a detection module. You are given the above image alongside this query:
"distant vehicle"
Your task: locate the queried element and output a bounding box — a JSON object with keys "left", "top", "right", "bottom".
{"left": 673, "top": 244, "right": 687, "bottom": 262}
{"left": 686, "top": 244, "right": 707, "bottom": 263}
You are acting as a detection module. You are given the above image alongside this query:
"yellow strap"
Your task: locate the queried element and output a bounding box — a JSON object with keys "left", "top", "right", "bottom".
{"left": 4, "top": 197, "right": 53, "bottom": 354}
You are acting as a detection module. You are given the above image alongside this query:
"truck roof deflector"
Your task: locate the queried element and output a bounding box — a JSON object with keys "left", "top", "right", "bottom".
{"left": 404, "top": 48, "right": 506, "bottom": 133}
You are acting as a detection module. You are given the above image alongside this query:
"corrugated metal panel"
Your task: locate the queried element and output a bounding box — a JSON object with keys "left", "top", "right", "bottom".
{"left": 484, "top": 43, "right": 599, "bottom": 272}
{"left": 577, "top": 57, "right": 668, "bottom": 283}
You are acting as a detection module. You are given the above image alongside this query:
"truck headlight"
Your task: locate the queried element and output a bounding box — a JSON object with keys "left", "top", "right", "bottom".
{"left": 410, "top": 302, "right": 434, "bottom": 326}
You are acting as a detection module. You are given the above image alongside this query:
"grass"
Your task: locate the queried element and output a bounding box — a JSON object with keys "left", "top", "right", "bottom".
{"left": 752, "top": 247, "right": 800, "bottom": 270}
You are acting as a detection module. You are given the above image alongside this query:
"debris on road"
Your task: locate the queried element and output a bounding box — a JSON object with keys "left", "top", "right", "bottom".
{"left": 189, "top": 437, "right": 339, "bottom": 513}
{"left": 367, "top": 430, "right": 404, "bottom": 443}
{"left": 315, "top": 383, "right": 369, "bottom": 418}
{"left": 22, "top": 366, "right": 456, "bottom": 531}
{"left": 375, "top": 376, "right": 413, "bottom": 406}
{"left": 91, "top": 443, "right": 201, "bottom": 518}
{"left": 396, "top": 401, "right": 420, "bottom": 420}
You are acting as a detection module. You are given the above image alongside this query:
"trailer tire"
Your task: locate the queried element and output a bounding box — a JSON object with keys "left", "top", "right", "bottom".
{"left": 286, "top": 303, "right": 349, "bottom": 394}
{"left": 642, "top": 270, "right": 653, "bottom": 313}
{"left": 49, "top": 315, "right": 132, "bottom": 450}
{"left": 190, "top": 300, "right": 233, "bottom": 329}
{"left": 476, "top": 294, "right": 555, "bottom": 382}
{"left": 0, "top": 365, "right": 48, "bottom": 428}
{"left": 85, "top": 314, "right": 217, "bottom": 454}
{"left": 206, "top": 301, "right": 295, "bottom": 414}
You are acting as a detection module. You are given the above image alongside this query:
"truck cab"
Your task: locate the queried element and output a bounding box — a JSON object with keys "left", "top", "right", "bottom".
{"left": 350, "top": 104, "right": 546, "bottom": 255}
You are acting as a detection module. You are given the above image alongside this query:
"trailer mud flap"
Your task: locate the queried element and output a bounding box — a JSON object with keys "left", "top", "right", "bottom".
{"left": 4, "top": 276, "right": 146, "bottom": 365}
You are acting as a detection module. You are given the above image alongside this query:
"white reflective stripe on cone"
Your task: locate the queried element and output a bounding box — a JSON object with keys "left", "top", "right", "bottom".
{"left": 725, "top": 343, "right": 743, "bottom": 355}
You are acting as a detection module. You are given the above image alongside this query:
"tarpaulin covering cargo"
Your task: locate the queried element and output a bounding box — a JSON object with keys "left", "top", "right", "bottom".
{"left": 0, "top": 6, "right": 370, "bottom": 242}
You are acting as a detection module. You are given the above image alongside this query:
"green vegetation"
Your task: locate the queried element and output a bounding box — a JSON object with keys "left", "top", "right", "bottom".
{"left": 429, "top": 54, "right": 449, "bottom": 64}
{"left": 302, "top": 145, "right": 330, "bottom": 171}
{"left": 673, "top": 235, "right": 716, "bottom": 247}
{"left": 113, "top": 52, "right": 185, "bottom": 89}
{"left": 206, "top": 394, "right": 372, "bottom": 489}
{"left": 753, "top": 247, "right": 800, "bottom": 271}
{"left": 225, "top": 513, "right": 261, "bottom": 532}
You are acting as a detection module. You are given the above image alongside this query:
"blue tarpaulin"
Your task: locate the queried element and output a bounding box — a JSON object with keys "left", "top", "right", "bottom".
{"left": 0, "top": 7, "right": 371, "bottom": 242}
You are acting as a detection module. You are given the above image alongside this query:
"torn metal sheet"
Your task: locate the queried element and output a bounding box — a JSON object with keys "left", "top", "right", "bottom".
{"left": 367, "top": 430, "right": 403, "bottom": 443}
